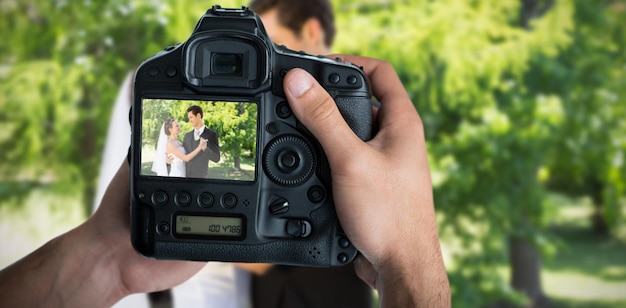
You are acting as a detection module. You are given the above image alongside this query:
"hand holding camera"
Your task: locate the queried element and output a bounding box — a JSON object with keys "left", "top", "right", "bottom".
{"left": 0, "top": 5, "right": 450, "bottom": 307}
{"left": 130, "top": 5, "right": 372, "bottom": 266}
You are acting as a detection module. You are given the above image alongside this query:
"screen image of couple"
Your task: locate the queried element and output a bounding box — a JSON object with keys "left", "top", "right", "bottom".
{"left": 141, "top": 99, "right": 258, "bottom": 182}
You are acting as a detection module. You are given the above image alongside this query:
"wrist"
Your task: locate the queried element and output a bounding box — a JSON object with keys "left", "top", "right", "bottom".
{"left": 53, "top": 223, "right": 127, "bottom": 306}
{"left": 374, "top": 222, "right": 450, "bottom": 307}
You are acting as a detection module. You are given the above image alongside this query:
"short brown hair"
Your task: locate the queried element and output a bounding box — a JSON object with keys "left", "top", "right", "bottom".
{"left": 249, "top": 0, "right": 336, "bottom": 47}
{"left": 186, "top": 105, "right": 203, "bottom": 119}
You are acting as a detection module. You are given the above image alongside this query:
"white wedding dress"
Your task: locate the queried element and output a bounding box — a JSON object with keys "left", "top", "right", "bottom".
{"left": 169, "top": 142, "right": 186, "bottom": 177}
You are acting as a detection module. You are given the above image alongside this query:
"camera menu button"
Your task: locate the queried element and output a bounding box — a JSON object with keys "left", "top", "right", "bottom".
{"left": 151, "top": 190, "right": 168, "bottom": 206}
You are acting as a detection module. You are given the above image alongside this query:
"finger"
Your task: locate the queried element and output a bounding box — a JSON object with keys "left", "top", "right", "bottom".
{"left": 353, "top": 255, "right": 377, "bottom": 289}
{"left": 283, "top": 68, "right": 364, "bottom": 161}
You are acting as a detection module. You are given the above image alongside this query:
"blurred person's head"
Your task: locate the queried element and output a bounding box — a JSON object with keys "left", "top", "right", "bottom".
{"left": 249, "top": 0, "right": 335, "bottom": 55}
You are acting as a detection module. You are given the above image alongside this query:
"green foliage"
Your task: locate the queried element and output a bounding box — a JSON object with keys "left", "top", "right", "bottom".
{"left": 201, "top": 102, "right": 258, "bottom": 163}
{"left": 333, "top": 0, "right": 623, "bottom": 305}
{"left": 539, "top": 0, "right": 626, "bottom": 231}
{"left": 0, "top": 0, "right": 246, "bottom": 212}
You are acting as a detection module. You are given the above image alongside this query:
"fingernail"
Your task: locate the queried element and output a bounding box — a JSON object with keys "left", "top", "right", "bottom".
{"left": 286, "top": 69, "right": 313, "bottom": 98}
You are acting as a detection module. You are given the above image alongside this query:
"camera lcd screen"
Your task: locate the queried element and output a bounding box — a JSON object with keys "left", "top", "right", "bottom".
{"left": 175, "top": 215, "right": 244, "bottom": 237}
{"left": 141, "top": 98, "right": 257, "bottom": 181}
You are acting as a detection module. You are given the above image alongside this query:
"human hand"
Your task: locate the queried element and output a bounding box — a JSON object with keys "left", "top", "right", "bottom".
{"left": 166, "top": 152, "right": 175, "bottom": 164}
{"left": 199, "top": 137, "right": 208, "bottom": 151}
{"left": 282, "top": 56, "right": 450, "bottom": 306}
{"left": 87, "top": 163, "right": 205, "bottom": 298}
{"left": 0, "top": 162, "right": 205, "bottom": 307}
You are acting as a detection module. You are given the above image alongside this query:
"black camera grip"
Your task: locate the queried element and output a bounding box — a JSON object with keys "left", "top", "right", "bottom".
{"left": 335, "top": 96, "right": 373, "bottom": 141}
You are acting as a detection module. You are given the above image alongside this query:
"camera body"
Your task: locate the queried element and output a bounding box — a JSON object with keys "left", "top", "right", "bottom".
{"left": 130, "top": 5, "right": 372, "bottom": 267}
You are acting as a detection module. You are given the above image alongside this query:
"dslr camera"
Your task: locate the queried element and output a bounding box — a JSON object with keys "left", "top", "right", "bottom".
{"left": 130, "top": 5, "right": 372, "bottom": 266}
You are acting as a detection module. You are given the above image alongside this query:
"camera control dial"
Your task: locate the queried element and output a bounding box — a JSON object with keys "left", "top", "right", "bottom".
{"left": 263, "top": 135, "right": 315, "bottom": 186}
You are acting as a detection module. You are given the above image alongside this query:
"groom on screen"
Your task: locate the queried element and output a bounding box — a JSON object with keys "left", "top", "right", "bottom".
{"left": 183, "top": 105, "right": 220, "bottom": 178}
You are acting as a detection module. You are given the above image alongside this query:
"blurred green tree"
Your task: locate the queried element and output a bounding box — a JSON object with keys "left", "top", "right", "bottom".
{"left": 538, "top": 0, "right": 626, "bottom": 236}
{"left": 0, "top": 0, "right": 243, "bottom": 214}
{"left": 333, "top": 0, "right": 576, "bottom": 306}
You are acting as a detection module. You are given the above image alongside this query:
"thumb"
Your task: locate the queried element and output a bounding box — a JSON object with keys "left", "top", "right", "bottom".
{"left": 283, "top": 68, "right": 362, "bottom": 160}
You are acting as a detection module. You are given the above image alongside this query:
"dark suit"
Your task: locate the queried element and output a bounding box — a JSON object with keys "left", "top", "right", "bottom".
{"left": 183, "top": 127, "right": 220, "bottom": 178}
{"left": 252, "top": 265, "right": 373, "bottom": 308}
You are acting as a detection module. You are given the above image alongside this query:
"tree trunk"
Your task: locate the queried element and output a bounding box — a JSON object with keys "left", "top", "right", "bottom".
{"left": 509, "top": 237, "right": 551, "bottom": 307}
{"left": 590, "top": 178, "right": 609, "bottom": 234}
{"left": 234, "top": 156, "right": 241, "bottom": 170}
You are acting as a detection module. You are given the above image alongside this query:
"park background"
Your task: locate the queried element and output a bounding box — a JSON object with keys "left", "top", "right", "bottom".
{"left": 0, "top": 0, "right": 624, "bottom": 307}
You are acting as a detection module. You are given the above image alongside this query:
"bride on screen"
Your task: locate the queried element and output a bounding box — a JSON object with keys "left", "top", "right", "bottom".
{"left": 152, "top": 118, "right": 207, "bottom": 177}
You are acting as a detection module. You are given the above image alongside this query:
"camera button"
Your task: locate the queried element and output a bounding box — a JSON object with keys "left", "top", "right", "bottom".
{"left": 307, "top": 186, "right": 326, "bottom": 203}
{"left": 338, "top": 237, "right": 351, "bottom": 249}
{"left": 347, "top": 75, "right": 358, "bottom": 85}
{"left": 198, "top": 192, "right": 215, "bottom": 208}
{"left": 157, "top": 222, "right": 170, "bottom": 235}
{"left": 166, "top": 66, "right": 177, "bottom": 77}
{"left": 266, "top": 122, "right": 279, "bottom": 134}
{"left": 329, "top": 73, "right": 340, "bottom": 84}
{"left": 278, "top": 151, "right": 299, "bottom": 171}
{"left": 337, "top": 253, "right": 349, "bottom": 264}
{"left": 175, "top": 191, "right": 192, "bottom": 207}
{"left": 151, "top": 190, "right": 168, "bottom": 206}
{"left": 276, "top": 101, "right": 292, "bottom": 119}
{"left": 286, "top": 219, "right": 312, "bottom": 238}
{"left": 221, "top": 193, "right": 238, "bottom": 209}
{"left": 148, "top": 66, "right": 159, "bottom": 77}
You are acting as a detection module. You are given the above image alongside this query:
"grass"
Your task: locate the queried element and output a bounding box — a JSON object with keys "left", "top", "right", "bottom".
{"left": 141, "top": 148, "right": 256, "bottom": 181}
{"left": 539, "top": 195, "right": 626, "bottom": 307}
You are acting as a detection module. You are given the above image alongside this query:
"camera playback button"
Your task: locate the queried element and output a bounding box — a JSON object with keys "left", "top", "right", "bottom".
{"left": 174, "top": 191, "right": 192, "bottom": 207}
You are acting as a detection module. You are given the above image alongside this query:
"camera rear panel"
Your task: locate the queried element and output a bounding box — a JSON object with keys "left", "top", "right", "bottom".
{"left": 130, "top": 6, "right": 370, "bottom": 267}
